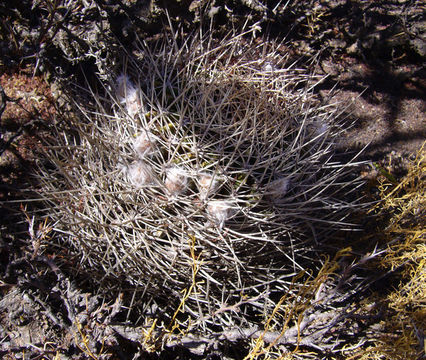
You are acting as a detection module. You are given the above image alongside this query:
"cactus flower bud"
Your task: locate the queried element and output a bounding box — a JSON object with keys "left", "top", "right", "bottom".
{"left": 197, "top": 171, "right": 218, "bottom": 199}
{"left": 115, "top": 74, "right": 143, "bottom": 117}
{"left": 266, "top": 177, "right": 291, "bottom": 201}
{"left": 127, "top": 161, "right": 154, "bottom": 187}
{"left": 134, "top": 131, "right": 156, "bottom": 158}
{"left": 165, "top": 166, "right": 188, "bottom": 196}
{"left": 207, "top": 200, "right": 234, "bottom": 229}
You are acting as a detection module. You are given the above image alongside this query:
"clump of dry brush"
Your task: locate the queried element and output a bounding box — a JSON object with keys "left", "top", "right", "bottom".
{"left": 34, "top": 28, "right": 364, "bottom": 334}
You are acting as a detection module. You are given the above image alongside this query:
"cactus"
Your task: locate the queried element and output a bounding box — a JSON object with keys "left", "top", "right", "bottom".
{"left": 34, "top": 28, "right": 363, "bottom": 332}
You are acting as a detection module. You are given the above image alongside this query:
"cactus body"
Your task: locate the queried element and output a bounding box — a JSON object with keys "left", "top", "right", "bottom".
{"left": 35, "top": 29, "right": 362, "bottom": 331}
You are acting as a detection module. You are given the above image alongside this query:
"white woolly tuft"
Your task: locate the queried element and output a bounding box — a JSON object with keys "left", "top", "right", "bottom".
{"left": 127, "top": 161, "right": 155, "bottom": 187}
{"left": 133, "top": 131, "right": 156, "bottom": 158}
{"left": 164, "top": 166, "right": 188, "bottom": 196}
{"left": 115, "top": 74, "right": 143, "bottom": 117}
{"left": 207, "top": 200, "right": 234, "bottom": 229}
{"left": 197, "top": 171, "right": 219, "bottom": 200}
{"left": 266, "top": 177, "right": 291, "bottom": 201}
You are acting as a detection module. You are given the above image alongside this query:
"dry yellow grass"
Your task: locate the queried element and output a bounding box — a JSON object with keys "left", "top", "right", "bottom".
{"left": 348, "top": 143, "right": 425, "bottom": 360}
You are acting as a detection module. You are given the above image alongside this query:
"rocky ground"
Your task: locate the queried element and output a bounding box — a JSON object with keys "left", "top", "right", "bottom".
{"left": 0, "top": 1, "right": 424, "bottom": 359}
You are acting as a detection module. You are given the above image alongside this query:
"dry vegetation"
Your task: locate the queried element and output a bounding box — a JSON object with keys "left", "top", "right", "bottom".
{"left": 356, "top": 144, "right": 425, "bottom": 360}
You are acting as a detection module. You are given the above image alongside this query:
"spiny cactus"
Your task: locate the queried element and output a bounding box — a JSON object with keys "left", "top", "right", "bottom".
{"left": 34, "top": 28, "right": 363, "bottom": 332}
